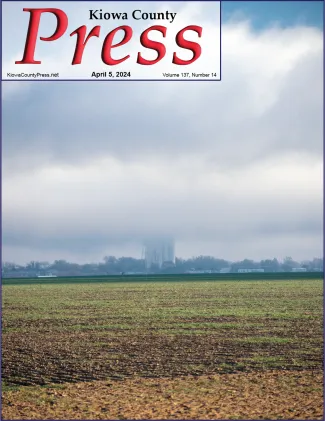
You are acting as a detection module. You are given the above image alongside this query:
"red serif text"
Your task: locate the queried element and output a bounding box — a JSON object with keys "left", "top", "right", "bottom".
{"left": 15, "top": 8, "right": 203, "bottom": 66}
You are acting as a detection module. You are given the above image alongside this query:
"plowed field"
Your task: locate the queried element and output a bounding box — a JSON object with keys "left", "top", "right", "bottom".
{"left": 2, "top": 279, "right": 323, "bottom": 419}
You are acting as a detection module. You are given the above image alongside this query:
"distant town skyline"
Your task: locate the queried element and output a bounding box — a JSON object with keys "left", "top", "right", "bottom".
{"left": 3, "top": 255, "right": 323, "bottom": 279}
{"left": 143, "top": 238, "right": 175, "bottom": 269}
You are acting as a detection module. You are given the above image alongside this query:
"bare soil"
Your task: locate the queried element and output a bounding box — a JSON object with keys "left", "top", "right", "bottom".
{"left": 2, "top": 370, "right": 323, "bottom": 420}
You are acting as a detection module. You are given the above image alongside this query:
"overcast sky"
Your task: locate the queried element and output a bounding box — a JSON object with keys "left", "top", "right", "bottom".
{"left": 2, "top": 1, "right": 323, "bottom": 264}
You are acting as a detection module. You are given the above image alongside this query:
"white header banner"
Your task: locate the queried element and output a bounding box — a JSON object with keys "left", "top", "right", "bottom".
{"left": 2, "top": 1, "right": 221, "bottom": 81}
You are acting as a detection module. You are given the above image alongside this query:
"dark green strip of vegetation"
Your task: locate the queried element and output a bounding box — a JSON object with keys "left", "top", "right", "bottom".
{"left": 2, "top": 271, "right": 323, "bottom": 285}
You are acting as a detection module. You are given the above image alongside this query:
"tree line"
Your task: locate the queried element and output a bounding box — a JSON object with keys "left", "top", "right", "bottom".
{"left": 2, "top": 256, "right": 323, "bottom": 277}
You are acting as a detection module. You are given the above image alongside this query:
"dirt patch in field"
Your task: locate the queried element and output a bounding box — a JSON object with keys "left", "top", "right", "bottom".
{"left": 2, "top": 370, "right": 323, "bottom": 420}
{"left": 2, "top": 328, "right": 322, "bottom": 386}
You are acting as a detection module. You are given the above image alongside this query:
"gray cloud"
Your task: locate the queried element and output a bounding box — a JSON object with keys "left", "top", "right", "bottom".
{"left": 2, "top": 19, "right": 323, "bottom": 264}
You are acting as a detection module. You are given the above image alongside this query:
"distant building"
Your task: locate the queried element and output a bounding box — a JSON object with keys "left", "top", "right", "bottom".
{"left": 186, "top": 269, "right": 212, "bottom": 274}
{"left": 143, "top": 238, "right": 175, "bottom": 269}
{"left": 37, "top": 274, "right": 57, "bottom": 278}
{"left": 238, "top": 269, "right": 265, "bottom": 273}
{"left": 220, "top": 268, "right": 231, "bottom": 273}
{"left": 291, "top": 267, "right": 307, "bottom": 272}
